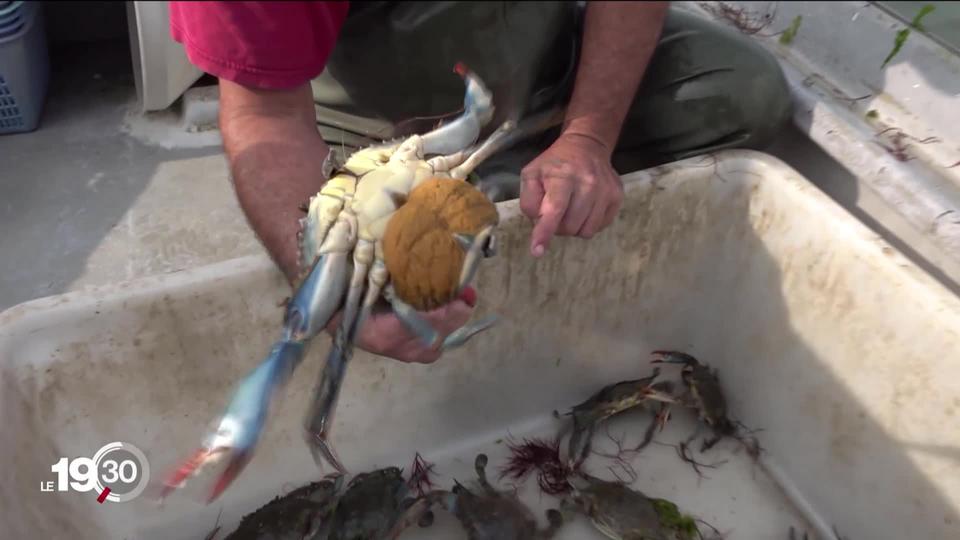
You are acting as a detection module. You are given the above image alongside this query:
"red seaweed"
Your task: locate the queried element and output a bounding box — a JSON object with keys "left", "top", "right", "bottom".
{"left": 407, "top": 452, "right": 438, "bottom": 498}
{"left": 498, "top": 436, "right": 573, "bottom": 495}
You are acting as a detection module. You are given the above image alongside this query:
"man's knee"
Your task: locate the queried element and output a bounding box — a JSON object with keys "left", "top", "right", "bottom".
{"left": 640, "top": 8, "right": 795, "bottom": 153}
{"left": 732, "top": 39, "right": 793, "bottom": 149}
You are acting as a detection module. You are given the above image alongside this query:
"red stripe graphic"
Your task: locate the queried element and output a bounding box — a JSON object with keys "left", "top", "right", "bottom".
{"left": 97, "top": 487, "right": 111, "bottom": 503}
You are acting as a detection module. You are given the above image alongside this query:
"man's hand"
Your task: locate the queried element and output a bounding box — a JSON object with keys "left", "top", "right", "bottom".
{"left": 518, "top": 1, "right": 667, "bottom": 258}
{"left": 519, "top": 132, "right": 624, "bottom": 257}
{"left": 324, "top": 287, "right": 479, "bottom": 364}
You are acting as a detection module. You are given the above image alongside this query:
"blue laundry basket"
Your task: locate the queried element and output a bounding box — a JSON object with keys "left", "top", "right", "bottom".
{"left": 0, "top": 1, "right": 49, "bottom": 134}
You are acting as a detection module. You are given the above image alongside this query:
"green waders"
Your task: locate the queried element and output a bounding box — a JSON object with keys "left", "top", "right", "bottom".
{"left": 310, "top": 2, "right": 792, "bottom": 199}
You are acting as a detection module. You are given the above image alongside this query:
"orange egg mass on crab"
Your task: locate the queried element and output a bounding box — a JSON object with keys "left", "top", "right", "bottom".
{"left": 382, "top": 178, "right": 499, "bottom": 311}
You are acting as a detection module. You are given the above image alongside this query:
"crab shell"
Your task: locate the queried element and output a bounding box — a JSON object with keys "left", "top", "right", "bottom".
{"left": 382, "top": 178, "right": 499, "bottom": 312}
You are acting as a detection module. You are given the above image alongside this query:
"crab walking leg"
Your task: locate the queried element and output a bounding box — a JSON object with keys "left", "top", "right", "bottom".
{"left": 385, "top": 497, "right": 436, "bottom": 539}
{"left": 304, "top": 337, "right": 352, "bottom": 474}
{"left": 299, "top": 176, "right": 355, "bottom": 274}
{"left": 425, "top": 151, "right": 469, "bottom": 175}
{"left": 445, "top": 226, "right": 501, "bottom": 348}
{"left": 354, "top": 252, "right": 389, "bottom": 337}
{"left": 473, "top": 453, "right": 496, "bottom": 493}
{"left": 448, "top": 107, "right": 566, "bottom": 180}
{"left": 439, "top": 314, "right": 499, "bottom": 349}
{"left": 381, "top": 285, "right": 442, "bottom": 347}
{"left": 565, "top": 419, "right": 597, "bottom": 468}
{"left": 447, "top": 121, "right": 515, "bottom": 180}
{"left": 303, "top": 233, "right": 373, "bottom": 473}
{"left": 424, "top": 113, "right": 555, "bottom": 179}
{"left": 538, "top": 510, "right": 565, "bottom": 540}
{"left": 453, "top": 225, "right": 497, "bottom": 296}
{"left": 313, "top": 258, "right": 392, "bottom": 460}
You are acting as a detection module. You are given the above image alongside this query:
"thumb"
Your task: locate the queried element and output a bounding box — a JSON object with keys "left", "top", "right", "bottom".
{"left": 458, "top": 285, "right": 478, "bottom": 307}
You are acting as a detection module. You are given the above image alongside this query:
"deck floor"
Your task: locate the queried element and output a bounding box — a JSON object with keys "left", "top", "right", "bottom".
{"left": 879, "top": 1, "right": 960, "bottom": 55}
{"left": 0, "top": 40, "right": 262, "bottom": 312}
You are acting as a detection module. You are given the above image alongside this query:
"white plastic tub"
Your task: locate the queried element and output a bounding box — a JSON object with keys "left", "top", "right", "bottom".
{"left": 1, "top": 150, "right": 958, "bottom": 539}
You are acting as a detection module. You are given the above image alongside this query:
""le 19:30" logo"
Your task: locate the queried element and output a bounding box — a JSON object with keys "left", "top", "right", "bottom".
{"left": 40, "top": 442, "right": 151, "bottom": 503}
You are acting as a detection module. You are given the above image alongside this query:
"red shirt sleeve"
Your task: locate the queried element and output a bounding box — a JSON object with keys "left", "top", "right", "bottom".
{"left": 169, "top": 1, "right": 350, "bottom": 90}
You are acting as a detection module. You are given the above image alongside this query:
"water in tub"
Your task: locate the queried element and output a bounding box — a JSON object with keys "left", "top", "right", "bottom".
{"left": 138, "top": 400, "right": 818, "bottom": 539}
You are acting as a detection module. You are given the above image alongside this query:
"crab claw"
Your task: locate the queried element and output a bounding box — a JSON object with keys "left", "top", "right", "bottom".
{"left": 159, "top": 339, "right": 306, "bottom": 504}
{"left": 160, "top": 446, "right": 254, "bottom": 505}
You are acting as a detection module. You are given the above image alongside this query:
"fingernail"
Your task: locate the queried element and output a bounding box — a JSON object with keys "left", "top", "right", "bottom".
{"left": 532, "top": 244, "right": 545, "bottom": 258}
{"left": 459, "top": 286, "right": 478, "bottom": 307}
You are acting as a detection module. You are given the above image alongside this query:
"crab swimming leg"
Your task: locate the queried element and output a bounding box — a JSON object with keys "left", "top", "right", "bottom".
{"left": 419, "top": 62, "right": 495, "bottom": 156}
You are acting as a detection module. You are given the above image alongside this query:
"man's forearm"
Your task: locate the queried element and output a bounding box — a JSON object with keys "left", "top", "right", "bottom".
{"left": 220, "top": 80, "right": 330, "bottom": 284}
{"left": 563, "top": 1, "right": 668, "bottom": 152}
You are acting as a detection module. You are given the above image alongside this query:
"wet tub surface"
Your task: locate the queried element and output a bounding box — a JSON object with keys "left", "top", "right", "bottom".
{"left": 1, "top": 150, "right": 958, "bottom": 540}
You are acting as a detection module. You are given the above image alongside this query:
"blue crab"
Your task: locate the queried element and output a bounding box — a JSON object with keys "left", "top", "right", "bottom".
{"left": 559, "top": 471, "right": 712, "bottom": 540}
{"left": 221, "top": 467, "right": 434, "bottom": 540}
{"left": 423, "top": 453, "right": 564, "bottom": 539}
{"left": 159, "top": 65, "right": 563, "bottom": 503}
{"left": 222, "top": 476, "right": 342, "bottom": 540}
{"left": 649, "top": 351, "right": 762, "bottom": 473}
{"left": 556, "top": 368, "right": 678, "bottom": 469}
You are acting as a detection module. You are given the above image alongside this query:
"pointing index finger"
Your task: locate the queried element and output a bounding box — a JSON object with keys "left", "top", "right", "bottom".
{"left": 531, "top": 178, "right": 573, "bottom": 257}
